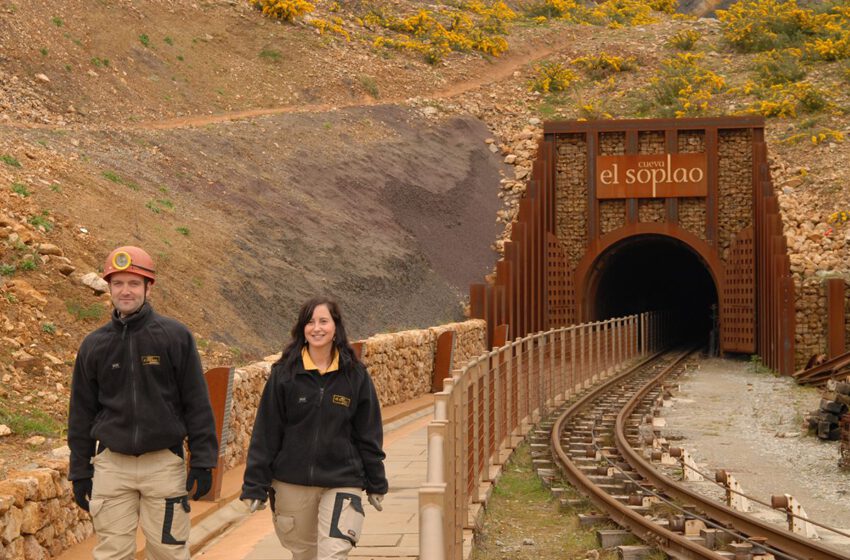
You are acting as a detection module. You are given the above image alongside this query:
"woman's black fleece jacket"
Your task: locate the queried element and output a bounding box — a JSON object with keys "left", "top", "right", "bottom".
{"left": 241, "top": 355, "right": 388, "bottom": 500}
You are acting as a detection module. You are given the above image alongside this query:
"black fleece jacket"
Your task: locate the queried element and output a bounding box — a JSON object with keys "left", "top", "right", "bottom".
{"left": 67, "top": 303, "right": 218, "bottom": 481}
{"left": 241, "top": 356, "right": 388, "bottom": 501}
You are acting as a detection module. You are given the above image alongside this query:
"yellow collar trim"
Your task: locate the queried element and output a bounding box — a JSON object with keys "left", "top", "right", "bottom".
{"left": 301, "top": 347, "right": 339, "bottom": 375}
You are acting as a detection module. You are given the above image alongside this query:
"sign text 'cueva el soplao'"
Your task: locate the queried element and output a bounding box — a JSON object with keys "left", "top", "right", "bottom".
{"left": 596, "top": 153, "right": 707, "bottom": 199}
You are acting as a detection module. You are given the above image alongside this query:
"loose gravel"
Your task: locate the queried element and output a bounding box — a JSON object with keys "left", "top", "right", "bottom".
{"left": 662, "top": 357, "right": 850, "bottom": 554}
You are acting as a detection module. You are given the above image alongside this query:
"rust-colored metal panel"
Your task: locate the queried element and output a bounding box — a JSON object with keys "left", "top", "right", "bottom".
{"left": 470, "top": 284, "right": 485, "bottom": 320}
{"left": 543, "top": 116, "right": 765, "bottom": 134}
{"left": 351, "top": 341, "right": 364, "bottom": 361}
{"left": 493, "top": 324, "right": 509, "bottom": 348}
{"left": 827, "top": 278, "right": 847, "bottom": 359}
{"left": 432, "top": 330, "right": 456, "bottom": 392}
{"left": 722, "top": 227, "right": 755, "bottom": 353}
{"left": 201, "top": 366, "right": 234, "bottom": 501}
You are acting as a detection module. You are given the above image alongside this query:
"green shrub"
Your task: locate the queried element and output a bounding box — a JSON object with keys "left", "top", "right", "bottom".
{"left": 42, "top": 323, "right": 56, "bottom": 334}
{"left": 573, "top": 52, "right": 636, "bottom": 79}
{"left": 528, "top": 61, "right": 577, "bottom": 93}
{"left": 251, "top": 0, "right": 315, "bottom": 21}
{"left": 139, "top": 34, "right": 151, "bottom": 47}
{"left": 0, "top": 264, "right": 16, "bottom": 276}
{"left": 717, "top": 0, "right": 824, "bottom": 53}
{"left": 176, "top": 226, "right": 190, "bottom": 236}
{"left": 668, "top": 29, "right": 701, "bottom": 50}
{"left": 754, "top": 48, "right": 805, "bottom": 85}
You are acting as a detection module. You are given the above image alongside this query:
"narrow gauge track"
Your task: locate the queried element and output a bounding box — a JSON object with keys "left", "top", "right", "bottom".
{"left": 549, "top": 349, "right": 847, "bottom": 560}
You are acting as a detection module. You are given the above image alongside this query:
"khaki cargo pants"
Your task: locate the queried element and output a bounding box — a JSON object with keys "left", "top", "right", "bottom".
{"left": 90, "top": 448, "right": 190, "bottom": 560}
{"left": 271, "top": 480, "right": 365, "bottom": 560}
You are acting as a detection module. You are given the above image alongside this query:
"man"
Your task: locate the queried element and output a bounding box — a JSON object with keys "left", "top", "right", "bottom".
{"left": 68, "top": 246, "right": 218, "bottom": 560}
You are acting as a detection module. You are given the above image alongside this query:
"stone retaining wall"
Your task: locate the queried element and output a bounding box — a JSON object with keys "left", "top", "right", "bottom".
{"left": 0, "top": 320, "right": 486, "bottom": 560}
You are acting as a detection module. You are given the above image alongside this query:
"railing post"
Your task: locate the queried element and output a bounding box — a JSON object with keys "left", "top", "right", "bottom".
{"left": 505, "top": 340, "right": 517, "bottom": 452}
{"left": 492, "top": 347, "right": 503, "bottom": 466}
{"left": 559, "top": 328, "right": 567, "bottom": 403}
{"left": 516, "top": 337, "right": 528, "bottom": 436}
{"left": 419, "top": 484, "right": 447, "bottom": 560}
{"left": 482, "top": 355, "right": 493, "bottom": 481}
{"left": 538, "top": 333, "right": 546, "bottom": 417}
{"left": 570, "top": 327, "right": 577, "bottom": 396}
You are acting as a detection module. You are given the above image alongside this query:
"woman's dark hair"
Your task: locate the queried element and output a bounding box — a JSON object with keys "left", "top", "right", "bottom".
{"left": 276, "top": 297, "right": 360, "bottom": 371}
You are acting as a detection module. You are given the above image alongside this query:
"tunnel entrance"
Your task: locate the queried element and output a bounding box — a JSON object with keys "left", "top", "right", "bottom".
{"left": 588, "top": 235, "right": 718, "bottom": 344}
{"left": 471, "top": 117, "right": 796, "bottom": 374}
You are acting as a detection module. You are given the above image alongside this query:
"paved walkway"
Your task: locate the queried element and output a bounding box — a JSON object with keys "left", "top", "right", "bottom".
{"left": 57, "top": 396, "right": 436, "bottom": 560}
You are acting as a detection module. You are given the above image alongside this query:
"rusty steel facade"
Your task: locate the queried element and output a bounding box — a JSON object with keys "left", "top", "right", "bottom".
{"left": 471, "top": 116, "right": 796, "bottom": 375}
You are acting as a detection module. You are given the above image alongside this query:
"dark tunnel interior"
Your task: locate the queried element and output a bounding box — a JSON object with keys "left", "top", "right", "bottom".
{"left": 590, "top": 235, "right": 718, "bottom": 345}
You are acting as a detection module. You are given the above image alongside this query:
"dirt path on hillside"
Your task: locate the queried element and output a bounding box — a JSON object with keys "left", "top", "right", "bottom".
{"left": 121, "top": 35, "right": 570, "bottom": 131}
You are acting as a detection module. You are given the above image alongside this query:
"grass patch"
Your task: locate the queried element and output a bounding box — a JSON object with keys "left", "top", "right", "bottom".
{"left": 66, "top": 300, "right": 105, "bottom": 321}
{"left": 259, "top": 48, "right": 282, "bottom": 61}
{"left": 1, "top": 154, "right": 21, "bottom": 168}
{"left": 470, "top": 442, "right": 617, "bottom": 559}
{"left": 0, "top": 263, "right": 16, "bottom": 276}
{"left": 102, "top": 170, "right": 140, "bottom": 191}
{"left": 11, "top": 183, "right": 31, "bottom": 197}
{"left": 0, "top": 399, "right": 61, "bottom": 437}
{"left": 28, "top": 213, "right": 53, "bottom": 232}
{"left": 176, "top": 226, "right": 190, "bottom": 236}
{"left": 139, "top": 33, "right": 151, "bottom": 47}
{"left": 359, "top": 74, "right": 379, "bottom": 98}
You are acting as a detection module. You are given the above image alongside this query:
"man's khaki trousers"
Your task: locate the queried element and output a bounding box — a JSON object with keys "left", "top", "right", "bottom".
{"left": 89, "top": 448, "right": 190, "bottom": 560}
{"left": 271, "top": 480, "right": 365, "bottom": 560}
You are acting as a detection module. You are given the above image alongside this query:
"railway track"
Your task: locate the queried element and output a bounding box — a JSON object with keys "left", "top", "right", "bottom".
{"left": 542, "top": 349, "right": 848, "bottom": 560}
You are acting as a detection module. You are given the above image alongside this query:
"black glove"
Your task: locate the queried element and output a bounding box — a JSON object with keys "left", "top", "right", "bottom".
{"left": 186, "top": 467, "right": 212, "bottom": 500}
{"left": 72, "top": 478, "right": 92, "bottom": 512}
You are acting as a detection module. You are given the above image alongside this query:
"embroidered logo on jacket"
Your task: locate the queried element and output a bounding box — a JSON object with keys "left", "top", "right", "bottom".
{"left": 141, "top": 355, "right": 161, "bottom": 366}
{"left": 332, "top": 395, "right": 351, "bottom": 407}
{"left": 111, "top": 363, "right": 120, "bottom": 369}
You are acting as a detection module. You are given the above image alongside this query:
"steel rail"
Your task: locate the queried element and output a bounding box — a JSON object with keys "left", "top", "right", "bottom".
{"left": 551, "top": 350, "right": 728, "bottom": 560}
{"left": 615, "top": 356, "right": 849, "bottom": 560}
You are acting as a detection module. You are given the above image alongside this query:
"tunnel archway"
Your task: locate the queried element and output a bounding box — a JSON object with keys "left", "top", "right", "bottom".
{"left": 575, "top": 225, "right": 724, "bottom": 346}
{"left": 588, "top": 235, "right": 718, "bottom": 341}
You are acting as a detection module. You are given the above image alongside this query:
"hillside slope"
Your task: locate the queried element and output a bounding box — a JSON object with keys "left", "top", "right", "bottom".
{"left": 2, "top": 0, "right": 850, "bottom": 476}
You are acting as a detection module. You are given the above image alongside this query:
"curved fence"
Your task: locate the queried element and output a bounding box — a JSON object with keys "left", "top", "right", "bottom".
{"left": 418, "top": 312, "right": 667, "bottom": 560}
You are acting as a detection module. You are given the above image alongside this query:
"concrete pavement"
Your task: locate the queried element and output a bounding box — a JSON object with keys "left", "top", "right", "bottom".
{"left": 57, "top": 395, "right": 436, "bottom": 560}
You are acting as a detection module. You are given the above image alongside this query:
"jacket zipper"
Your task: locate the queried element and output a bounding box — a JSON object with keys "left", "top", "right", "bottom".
{"left": 127, "top": 326, "right": 140, "bottom": 453}
{"left": 308, "top": 384, "right": 324, "bottom": 484}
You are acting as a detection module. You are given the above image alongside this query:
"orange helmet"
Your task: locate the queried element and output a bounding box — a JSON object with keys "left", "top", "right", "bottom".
{"left": 103, "top": 246, "right": 156, "bottom": 284}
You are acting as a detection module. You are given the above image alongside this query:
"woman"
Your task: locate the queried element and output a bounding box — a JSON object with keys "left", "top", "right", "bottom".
{"left": 241, "top": 297, "right": 388, "bottom": 560}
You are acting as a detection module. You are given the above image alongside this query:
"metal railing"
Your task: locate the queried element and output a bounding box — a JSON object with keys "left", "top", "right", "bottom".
{"left": 418, "top": 311, "right": 667, "bottom": 560}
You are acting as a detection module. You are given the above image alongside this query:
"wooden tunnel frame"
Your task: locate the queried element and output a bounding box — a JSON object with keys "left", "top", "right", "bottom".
{"left": 471, "top": 116, "right": 795, "bottom": 375}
